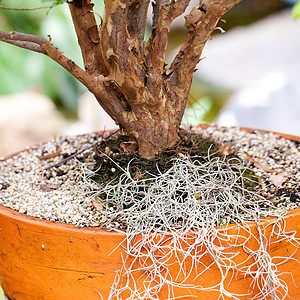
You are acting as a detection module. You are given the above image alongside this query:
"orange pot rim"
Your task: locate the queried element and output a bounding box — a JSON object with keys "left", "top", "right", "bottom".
{"left": 1, "top": 196, "right": 300, "bottom": 237}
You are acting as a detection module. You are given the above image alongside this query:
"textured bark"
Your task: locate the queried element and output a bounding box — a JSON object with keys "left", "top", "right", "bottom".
{"left": 0, "top": 0, "right": 242, "bottom": 159}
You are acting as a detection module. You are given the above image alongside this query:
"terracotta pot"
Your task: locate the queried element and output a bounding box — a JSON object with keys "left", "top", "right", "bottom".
{"left": 0, "top": 127, "right": 299, "bottom": 299}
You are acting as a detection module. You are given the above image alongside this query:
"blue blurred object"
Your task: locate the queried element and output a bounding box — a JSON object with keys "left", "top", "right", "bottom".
{"left": 282, "top": 0, "right": 297, "bottom": 5}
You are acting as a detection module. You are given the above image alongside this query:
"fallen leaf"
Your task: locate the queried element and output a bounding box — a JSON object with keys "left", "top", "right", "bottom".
{"left": 219, "top": 144, "right": 236, "bottom": 156}
{"left": 244, "top": 151, "right": 280, "bottom": 173}
{"left": 40, "top": 183, "right": 60, "bottom": 191}
{"left": 244, "top": 151, "right": 253, "bottom": 161}
{"left": 104, "top": 146, "right": 110, "bottom": 155}
{"left": 253, "top": 162, "right": 279, "bottom": 174}
{"left": 269, "top": 172, "right": 287, "bottom": 187}
{"left": 38, "top": 150, "right": 61, "bottom": 160}
{"left": 92, "top": 199, "right": 103, "bottom": 212}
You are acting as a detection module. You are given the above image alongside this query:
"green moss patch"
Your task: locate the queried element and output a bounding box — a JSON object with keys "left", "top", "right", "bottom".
{"left": 88, "top": 129, "right": 259, "bottom": 192}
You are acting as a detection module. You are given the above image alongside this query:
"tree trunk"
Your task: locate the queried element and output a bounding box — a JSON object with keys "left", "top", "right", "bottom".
{"left": 0, "top": 0, "right": 242, "bottom": 159}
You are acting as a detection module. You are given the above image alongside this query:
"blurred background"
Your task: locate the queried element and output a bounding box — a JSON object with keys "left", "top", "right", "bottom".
{"left": 0, "top": 0, "right": 300, "bottom": 157}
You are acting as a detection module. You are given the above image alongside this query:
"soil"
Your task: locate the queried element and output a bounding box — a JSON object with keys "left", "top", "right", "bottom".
{"left": 89, "top": 129, "right": 257, "bottom": 189}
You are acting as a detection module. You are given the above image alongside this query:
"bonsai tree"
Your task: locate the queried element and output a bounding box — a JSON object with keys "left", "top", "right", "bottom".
{"left": 0, "top": 0, "right": 241, "bottom": 159}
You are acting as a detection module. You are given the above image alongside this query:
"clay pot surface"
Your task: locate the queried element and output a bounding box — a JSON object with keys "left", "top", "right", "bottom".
{"left": 0, "top": 127, "right": 300, "bottom": 299}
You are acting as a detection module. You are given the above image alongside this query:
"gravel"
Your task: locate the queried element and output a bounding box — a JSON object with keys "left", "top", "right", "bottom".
{"left": 0, "top": 126, "right": 299, "bottom": 227}
{"left": 0, "top": 133, "right": 103, "bottom": 227}
{"left": 192, "top": 125, "right": 300, "bottom": 208}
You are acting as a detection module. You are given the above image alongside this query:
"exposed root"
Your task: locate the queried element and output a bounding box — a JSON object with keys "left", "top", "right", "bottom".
{"left": 81, "top": 154, "right": 299, "bottom": 299}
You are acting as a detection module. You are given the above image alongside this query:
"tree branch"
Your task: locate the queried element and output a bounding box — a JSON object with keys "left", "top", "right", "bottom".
{"left": 0, "top": 4, "right": 54, "bottom": 11}
{"left": 0, "top": 29, "right": 134, "bottom": 139}
{"left": 127, "top": 0, "right": 150, "bottom": 49}
{"left": 145, "top": 0, "right": 190, "bottom": 99}
{"left": 0, "top": 30, "right": 93, "bottom": 86}
{"left": 172, "top": 0, "right": 241, "bottom": 77}
{"left": 0, "top": 38, "right": 46, "bottom": 54}
{"left": 40, "top": 42, "right": 94, "bottom": 85}
{"left": 0, "top": 31, "right": 48, "bottom": 45}
{"left": 99, "top": 0, "right": 149, "bottom": 108}
{"left": 146, "top": 0, "right": 191, "bottom": 63}
{"left": 68, "top": 0, "right": 108, "bottom": 75}
{"left": 51, "top": 1, "right": 137, "bottom": 132}
{"left": 167, "top": 0, "right": 242, "bottom": 119}
{"left": 39, "top": 41, "right": 133, "bottom": 126}
{"left": 0, "top": 29, "right": 100, "bottom": 99}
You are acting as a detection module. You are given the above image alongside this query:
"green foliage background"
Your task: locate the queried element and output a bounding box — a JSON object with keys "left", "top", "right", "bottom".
{"left": 0, "top": 0, "right": 88, "bottom": 117}
{"left": 292, "top": 1, "right": 300, "bottom": 18}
